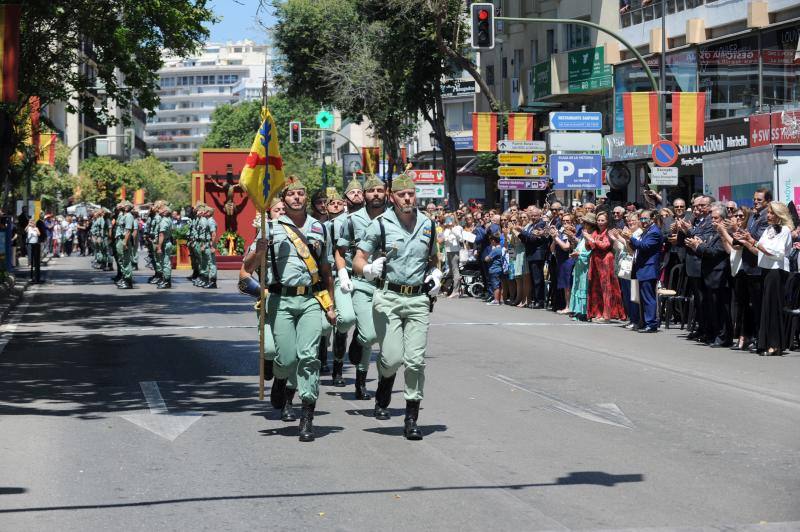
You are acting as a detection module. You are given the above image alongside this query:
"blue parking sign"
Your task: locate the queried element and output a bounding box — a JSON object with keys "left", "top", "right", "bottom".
{"left": 551, "top": 154, "right": 603, "bottom": 190}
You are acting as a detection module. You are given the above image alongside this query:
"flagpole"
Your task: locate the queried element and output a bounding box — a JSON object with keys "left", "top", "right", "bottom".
{"left": 257, "top": 57, "right": 269, "bottom": 402}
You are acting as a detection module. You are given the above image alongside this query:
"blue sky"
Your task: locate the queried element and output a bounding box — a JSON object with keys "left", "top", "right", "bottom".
{"left": 206, "top": 0, "right": 275, "bottom": 44}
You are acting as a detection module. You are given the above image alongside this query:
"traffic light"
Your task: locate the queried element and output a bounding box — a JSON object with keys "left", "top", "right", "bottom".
{"left": 289, "top": 121, "right": 302, "bottom": 144}
{"left": 471, "top": 3, "right": 495, "bottom": 50}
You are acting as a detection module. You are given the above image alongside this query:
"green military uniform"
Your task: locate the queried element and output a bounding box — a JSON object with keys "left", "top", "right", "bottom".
{"left": 147, "top": 210, "right": 162, "bottom": 282}
{"left": 357, "top": 173, "right": 439, "bottom": 439}
{"left": 156, "top": 207, "right": 174, "bottom": 287}
{"left": 112, "top": 207, "right": 125, "bottom": 281}
{"left": 131, "top": 212, "right": 139, "bottom": 269}
{"left": 103, "top": 211, "right": 114, "bottom": 270}
{"left": 198, "top": 207, "right": 218, "bottom": 288}
{"left": 188, "top": 204, "right": 206, "bottom": 281}
{"left": 90, "top": 215, "right": 104, "bottom": 267}
{"left": 115, "top": 202, "right": 135, "bottom": 287}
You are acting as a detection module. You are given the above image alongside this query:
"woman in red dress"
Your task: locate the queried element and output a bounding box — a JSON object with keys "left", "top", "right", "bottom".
{"left": 585, "top": 211, "right": 627, "bottom": 322}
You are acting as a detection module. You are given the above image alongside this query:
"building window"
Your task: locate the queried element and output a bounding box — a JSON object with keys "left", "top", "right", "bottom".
{"left": 547, "top": 29, "right": 555, "bottom": 55}
{"left": 445, "top": 101, "right": 472, "bottom": 132}
{"left": 761, "top": 24, "right": 800, "bottom": 110}
{"left": 564, "top": 22, "right": 590, "bottom": 51}
{"left": 699, "top": 36, "right": 759, "bottom": 120}
{"left": 486, "top": 65, "right": 495, "bottom": 86}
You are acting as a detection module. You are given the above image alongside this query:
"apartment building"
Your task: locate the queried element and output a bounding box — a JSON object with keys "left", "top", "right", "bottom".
{"left": 146, "top": 41, "right": 271, "bottom": 174}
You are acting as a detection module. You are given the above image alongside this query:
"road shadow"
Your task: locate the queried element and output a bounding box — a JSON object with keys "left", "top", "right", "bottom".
{"left": 0, "top": 488, "right": 26, "bottom": 495}
{"left": 0, "top": 471, "right": 645, "bottom": 514}
{"left": 363, "top": 424, "right": 448, "bottom": 437}
{"left": 258, "top": 424, "right": 344, "bottom": 439}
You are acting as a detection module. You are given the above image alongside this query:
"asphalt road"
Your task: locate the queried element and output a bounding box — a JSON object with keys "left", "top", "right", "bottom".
{"left": 0, "top": 256, "right": 799, "bottom": 531}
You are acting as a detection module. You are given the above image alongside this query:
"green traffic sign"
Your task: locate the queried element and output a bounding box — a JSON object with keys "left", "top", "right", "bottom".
{"left": 316, "top": 110, "right": 334, "bottom": 129}
{"left": 568, "top": 46, "right": 613, "bottom": 93}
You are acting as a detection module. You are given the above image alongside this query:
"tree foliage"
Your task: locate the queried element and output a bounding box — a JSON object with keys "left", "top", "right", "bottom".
{"left": 77, "top": 156, "right": 188, "bottom": 209}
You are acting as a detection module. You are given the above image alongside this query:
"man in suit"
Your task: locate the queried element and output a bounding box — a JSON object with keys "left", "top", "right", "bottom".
{"left": 626, "top": 210, "right": 665, "bottom": 332}
{"left": 677, "top": 195, "right": 714, "bottom": 340}
{"left": 519, "top": 206, "right": 550, "bottom": 308}
{"left": 686, "top": 203, "right": 732, "bottom": 347}
{"left": 660, "top": 198, "right": 693, "bottom": 286}
{"left": 738, "top": 188, "right": 771, "bottom": 351}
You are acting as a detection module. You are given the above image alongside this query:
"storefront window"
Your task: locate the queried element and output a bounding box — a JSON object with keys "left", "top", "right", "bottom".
{"left": 761, "top": 24, "right": 800, "bottom": 110}
{"left": 699, "top": 36, "right": 759, "bottom": 119}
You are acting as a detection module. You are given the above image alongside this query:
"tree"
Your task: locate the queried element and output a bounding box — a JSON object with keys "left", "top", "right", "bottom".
{"left": 30, "top": 143, "right": 78, "bottom": 213}
{"left": 0, "top": 0, "right": 215, "bottom": 204}
{"left": 78, "top": 157, "right": 136, "bottom": 208}
{"left": 127, "top": 156, "right": 189, "bottom": 208}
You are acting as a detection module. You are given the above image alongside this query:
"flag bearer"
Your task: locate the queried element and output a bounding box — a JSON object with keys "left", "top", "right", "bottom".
{"left": 334, "top": 174, "right": 387, "bottom": 397}
{"left": 353, "top": 172, "right": 442, "bottom": 440}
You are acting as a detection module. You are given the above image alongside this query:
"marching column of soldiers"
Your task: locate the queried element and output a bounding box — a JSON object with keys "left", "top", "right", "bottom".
{"left": 240, "top": 171, "right": 441, "bottom": 442}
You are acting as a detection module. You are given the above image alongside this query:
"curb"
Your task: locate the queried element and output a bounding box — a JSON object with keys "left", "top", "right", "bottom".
{"left": 0, "top": 278, "right": 32, "bottom": 325}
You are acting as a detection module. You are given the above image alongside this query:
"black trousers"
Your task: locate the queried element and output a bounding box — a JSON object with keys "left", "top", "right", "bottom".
{"left": 732, "top": 272, "right": 756, "bottom": 339}
{"left": 688, "top": 276, "right": 704, "bottom": 334}
{"left": 28, "top": 243, "right": 41, "bottom": 282}
{"left": 758, "top": 268, "right": 788, "bottom": 351}
{"left": 528, "top": 260, "right": 545, "bottom": 304}
{"left": 703, "top": 285, "right": 732, "bottom": 344}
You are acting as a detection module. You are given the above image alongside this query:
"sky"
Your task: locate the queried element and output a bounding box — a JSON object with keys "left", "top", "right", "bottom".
{"left": 205, "top": 0, "right": 275, "bottom": 44}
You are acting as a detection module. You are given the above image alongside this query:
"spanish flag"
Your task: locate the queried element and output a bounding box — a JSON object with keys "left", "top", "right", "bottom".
{"left": 239, "top": 107, "right": 285, "bottom": 212}
{"left": 507, "top": 113, "right": 534, "bottom": 141}
{"left": 362, "top": 146, "right": 380, "bottom": 175}
{"left": 622, "top": 92, "right": 659, "bottom": 146}
{"left": 37, "top": 133, "right": 56, "bottom": 166}
{"left": 133, "top": 189, "right": 145, "bottom": 205}
{"left": 0, "top": 4, "right": 20, "bottom": 103}
{"left": 472, "top": 112, "right": 498, "bottom": 152}
{"left": 118, "top": 186, "right": 127, "bottom": 201}
{"left": 671, "top": 92, "right": 706, "bottom": 146}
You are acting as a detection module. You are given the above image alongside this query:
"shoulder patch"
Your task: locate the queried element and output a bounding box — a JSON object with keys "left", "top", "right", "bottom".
{"left": 310, "top": 224, "right": 324, "bottom": 234}
{"left": 422, "top": 227, "right": 432, "bottom": 238}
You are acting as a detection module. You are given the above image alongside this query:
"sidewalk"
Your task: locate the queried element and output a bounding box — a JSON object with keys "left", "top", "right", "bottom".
{"left": 0, "top": 252, "right": 54, "bottom": 324}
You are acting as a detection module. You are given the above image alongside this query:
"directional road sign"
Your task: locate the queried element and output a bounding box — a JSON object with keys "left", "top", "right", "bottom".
{"left": 415, "top": 184, "right": 445, "bottom": 198}
{"left": 650, "top": 166, "right": 679, "bottom": 185}
{"left": 498, "top": 153, "right": 547, "bottom": 165}
{"left": 549, "top": 112, "right": 603, "bottom": 131}
{"left": 549, "top": 132, "right": 602, "bottom": 152}
{"left": 315, "top": 110, "right": 334, "bottom": 129}
{"left": 497, "top": 179, "right": 548, "bottom": 191}
{"left": 498, "top": 165, "right": 547, "bottom": 177}
{"left": 551, "top": 154, "right": 602, "bottom": 190}
{"left": 497, "top": 139, "right": 546, "bottom": 152}
{"left": 652, "top": 140, "right": 679, "bottom": 167}
{"left": 407, "top": 169, "right": 444, "bottom": 184}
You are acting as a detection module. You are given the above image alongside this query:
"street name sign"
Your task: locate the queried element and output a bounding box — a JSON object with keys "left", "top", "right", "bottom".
{"left": 551, "top": 154, "right": 602, "bottom": 190}
{"left": 415, "top": 184, "right": 445, "bottom": 198}
{"left": 497, "top": 139, "right": 546, "bottom": 152}
{"left": 650, "top": 166, "right": 679, "bottom": 186}
{"left": 549, "top": 132, "right": 602, "bottom": 152}
{"left": 498, "top": 153, "right": 547, "bottom": 165}
{"left": 548, "top": 112, "right": 603, "bottom": 131}
{"left": 407, "top": 169, "right": 444, "bottom": 184}
{"left": 497, "top": 179, "right": 548, "bottom": 190}
{"left": 498, "top": 165, "right": 547, "bottom": 177}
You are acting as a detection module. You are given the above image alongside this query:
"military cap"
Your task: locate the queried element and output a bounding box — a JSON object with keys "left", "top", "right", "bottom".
{"left": 364, "top": 174, "right": 384, "bottom": 190}
{"left": 345, "top": 176, "right": 363, "bottom": 194}
{"left": 390, "top": 172, "right": 416, "bottom": 192}
{"left": 269, "top": 196, "right": 283, "bottom": 209}
{"left": 281, "top": 174, "right": 306, "bottom": 195}
{"left": 326, "top": 187, "right": 342, "bottom": 201}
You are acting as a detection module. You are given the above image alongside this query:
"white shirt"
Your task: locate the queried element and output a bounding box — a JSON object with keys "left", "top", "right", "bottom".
{"left": 442, "top": 225, "right": 463, "bottom": 253}
{"left": 757, "top": 225, "right": 792, "bottom": 270}
{"left": 25, "top": 225, "right": 39, "bottom": 244}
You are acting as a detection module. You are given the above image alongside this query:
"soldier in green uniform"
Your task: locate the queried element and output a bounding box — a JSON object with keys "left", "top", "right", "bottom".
{"left": 90, "top": 211, "right": 104, "bottom": 268}
{"left": 116, "top": 200, "right": 136, "bottom": 289}
{"left": 147, "top": 201, "right": 163, "bottom": 284}
{"left": 335, "top": 174, "right": 387, "bottom": 397}
{"left": 198, "top": 205, "right": 218, "bottom": 289}
{"left": 111, "top": 203, "right": 124, "bottom": 284}
{"left": 131, "top": 209, "right": 140, "bottom": 271}
{"left": 353, "top": 172, "right": 442, "bottom": 440}
{"left": 155, "top": 202, "right": 174, "bottom": 289}
{"left": 248, "top": 175, "right": 336, "bottom": 442}
{"left": 187, "top": 203, "right": 204, "bottom": 282}
{"left": 317, "top": 188, "right": 344, "bottom": 374}
{"left": 102, "top": 209, "right": 114, "bottom": 271}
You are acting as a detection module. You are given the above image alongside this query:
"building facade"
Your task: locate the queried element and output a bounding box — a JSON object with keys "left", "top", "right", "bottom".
{"left": 145, "top": 41, "right": 271, "bottom": 174}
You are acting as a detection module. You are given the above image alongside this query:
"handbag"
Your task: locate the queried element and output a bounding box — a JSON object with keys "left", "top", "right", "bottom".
{"left": 617, "top": 253, "right": 633, "bottom": 280}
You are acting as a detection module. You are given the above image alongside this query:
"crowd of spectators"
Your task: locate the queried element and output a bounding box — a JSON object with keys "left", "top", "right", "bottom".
{"left": 428, "top": 188, "right": 798, "bottom": 356}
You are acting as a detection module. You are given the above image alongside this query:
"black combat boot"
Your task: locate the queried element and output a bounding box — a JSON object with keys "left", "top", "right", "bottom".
{"left": 298, "top": 402, "right": 315, "bottom": 442}
{"left": 148, "top": 274, "right": 160, "bottom": 284}
{"left": 118, "top": 279, "right": 133, "bottom": 289}
{"left": 156, "top": 279, "right": 171, "bottom": 289}
{"left": 204, "top": 277, "right": 217, "bottom": 289}
{"left": 332, "top": 360, "right": 345, "bottom": 387}
{"left": 347, "top": 330, "right": 361, "bottom": 365}
{"left": 270, "top": 378, "right": 287, "bottom": 409}
{"left": 196, "top": 276, "right": 209, "bottom": 288}
{"left": 373, "top": 374, "right": 395, "bottom": 420}
{"left": 281, "top": 388, "right": 297, "bottom": 422}
{"left": 187, "top": 271, "right": 198, "bottom": 281}
{"left": 354, "top": 370, "right": 371, "bottom": 400}
{"left": 317, "top": 337, "right": 329, "bottom": 373}
{"left": 403, "top": 400, "right": 423, "bottom": 440}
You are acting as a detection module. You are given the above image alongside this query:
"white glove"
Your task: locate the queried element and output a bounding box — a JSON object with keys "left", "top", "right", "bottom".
{"left": 338, "top": 268, "right": 353, "bottom": 294}
{"left": 362, "top": 257, "right": 386, "bottom": 282}
{"left": 424, "top": 268, "right": 443, "bottom": 297}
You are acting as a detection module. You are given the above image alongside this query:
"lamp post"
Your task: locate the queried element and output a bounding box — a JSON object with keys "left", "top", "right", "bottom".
{"left": 429, "top": 131, "right": 438, "bottom": 170}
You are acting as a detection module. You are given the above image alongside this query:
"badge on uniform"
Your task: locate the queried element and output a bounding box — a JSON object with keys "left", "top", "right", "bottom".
{"left": 422, "top": 228, "right": 432, "bottom": 238}
{"left": 310, "top": 224, "right": 323, "bottom": 234}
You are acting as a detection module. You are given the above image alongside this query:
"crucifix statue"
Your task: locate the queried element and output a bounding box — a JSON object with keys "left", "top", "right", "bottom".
{"left": 207, "top": 163, "right": 249, "bottom": 234}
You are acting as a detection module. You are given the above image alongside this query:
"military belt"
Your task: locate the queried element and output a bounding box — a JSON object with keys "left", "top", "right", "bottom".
{"left": 268, "top": 284, "right": 314, "bottom": 297}
{"left": 377, "top": 280, "right": 424, "bottom": 296}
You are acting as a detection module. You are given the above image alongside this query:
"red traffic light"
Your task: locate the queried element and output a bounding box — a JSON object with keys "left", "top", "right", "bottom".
{"left": 292, "top": 123, "right": 299, "bottom": 130}
{"left": 478, "top": 8, "right": 489, "bottom": 20}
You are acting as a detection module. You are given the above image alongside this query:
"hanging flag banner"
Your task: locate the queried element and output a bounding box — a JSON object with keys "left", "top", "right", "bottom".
{"left": 671, "top": 92, "right": 706, "bottom": 146}
{"left": 239, "top": 107, "right": 286, "bottom": 211}
{"left": 118, "top": 186, "right": 127, "bottom": 202}
{"left": 622, "top": 92, "right": 659, "bottom": 146}
{"left": 507, "top": 113, "right": 534, "bottom": 141}
{"left": 37, "top": 133, "right": 56, "bottom": 166}
{"left": 133, "top": 189, "right": 145, "bottom": 205}
{"left": 0, "top": 4, "right": 21, "bottom": 103}
{"left": 361, "top": 146, "right": 380, "bottom": 175}
{"left": 472, "top": 112, "right": 498, "bottom": 152}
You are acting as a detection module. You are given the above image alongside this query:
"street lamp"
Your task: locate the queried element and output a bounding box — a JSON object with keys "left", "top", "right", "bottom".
{"left": 429, "top": 131, "right": 438, "bottom": 170}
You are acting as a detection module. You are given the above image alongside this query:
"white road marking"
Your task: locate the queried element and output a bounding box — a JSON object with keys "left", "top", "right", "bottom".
{"left": 120, "top": 381, "right": 203, "bottom": 441}
{"left": 432, "top": 321, "right": 597, "bottom": 327}
{"left": 489, "top": 374, "right": 635, "bottom": 430}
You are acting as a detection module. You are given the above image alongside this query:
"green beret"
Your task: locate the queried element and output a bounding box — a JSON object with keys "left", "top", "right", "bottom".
{"left": 345, "top": 176, "right": 363, "bottom": 194}
{"left": 326, "top": 186, "right": 342, "bottom": 201}
{"left": 364, "top": 174, "right": 385, "bottom": 190}
{"left": 282, "top": 174, "right": 306, "bottom": 194}
{"left": 390, "top": 172, "right": 416, "bottom": 192}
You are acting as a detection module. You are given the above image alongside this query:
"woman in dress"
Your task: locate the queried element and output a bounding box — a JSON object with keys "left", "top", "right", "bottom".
{"left": 552, "top": 212, "right": 577, "bottom": 314}
{"left": 569, "top": 213, "right": 594, "bottom": 321}
{"left": 736, "top": 201, "right": 794, "bottom": 355}
{"left": 609, "top": 213, "right": 642, "bottom": 329}
{"left": 511, "top": 212, "right": 530, "bottom": 307}
{"left": 716, "top": 206, "right": 752, "bottom": 350}
{"left": 585, "top": 211, "right": 627, "bottom": 323}
{"left": 52, "top": 217, "right": 63, "bottom": 257}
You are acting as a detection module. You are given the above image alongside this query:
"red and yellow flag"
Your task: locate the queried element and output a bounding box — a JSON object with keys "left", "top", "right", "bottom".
{"left": 118, "top": 186, "right": 127, "bottom": 201}
{"left": 472, "top": 112, "right": 498, "bottom": 152}
{"left": 0, "top": 4, "right": 21, "bottom": 103}
{"left": 239, "top": 107, "right": 286, "bottom": 211}
{"left": 362, "top": 146, "right": 380, "bottom": 175}
{"left": 37, "top": 133, "right": 56, "bottom": 165}
{"left": 623, "top": 92, "right": 659, "bottom": 146}
{"left": 671, "top": 92, "right": 706, "bottom": 146}
{"left": 507, "top": 113, "right": 534, "bottom": 141}
{"left": 133, "top": 189, "right": 145, "bottom": 205}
